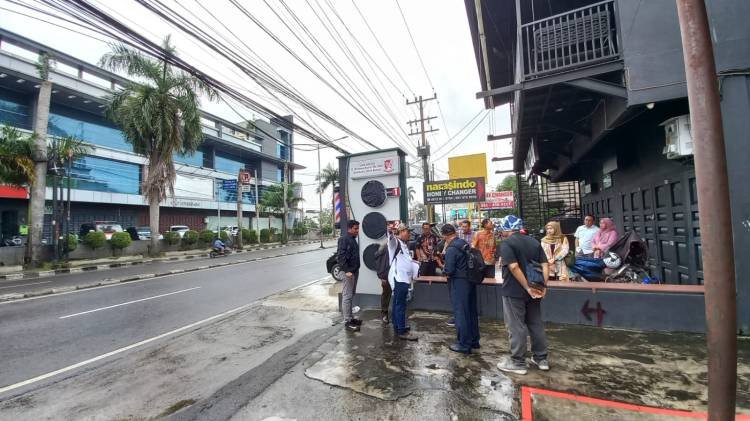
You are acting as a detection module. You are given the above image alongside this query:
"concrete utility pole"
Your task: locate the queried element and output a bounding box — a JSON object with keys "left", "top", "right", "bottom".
{"left": 236, "top": 170, "right": 243, "bottom": 249}
{"left": 317, "top": 144, "right": 324, "bottom": 248}
{"left": 282, "top": 161, "right": 289, "bottom": 244}
{"left": 254, "top": 169, "right": 260, "bottom": 236}
{"left": 407, "top": 94, "right": 439, "bottom": 223}
{"left": 675, "top": 1, "right": 737, "bottom": 419}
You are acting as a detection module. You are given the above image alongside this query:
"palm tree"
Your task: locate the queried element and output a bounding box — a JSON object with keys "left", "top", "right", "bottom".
{"left": 315, "top": 163, "right": 338, "bottom": 232}
{"left": 29, "top": 52, "right": 54, "bottom": 266}
{"left": 260, "top": 182, "right": 304, "bottom": 241}
{"left": 99, "top": 37, "right": 218, "bottom": 255}
{"left": 0, "top": 126, "right": 35, "bottom": 186}
{"left": 407, "top": 186, "right": 416, "bottom": 204}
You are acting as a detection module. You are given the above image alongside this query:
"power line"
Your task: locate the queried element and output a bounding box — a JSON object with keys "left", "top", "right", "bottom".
{"left": 394, "top": 0, "right": 434, "bottom": 90}
{"left": 433, "top": 111, "right": 490, "bottom": 161}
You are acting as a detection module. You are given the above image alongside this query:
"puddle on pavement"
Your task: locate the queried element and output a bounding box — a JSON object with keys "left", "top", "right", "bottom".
{"left": 305, "top": 310, "right": 750, "bottom": 418}
{"left": 262, "top": 278, "right": 339, "bottom": 314}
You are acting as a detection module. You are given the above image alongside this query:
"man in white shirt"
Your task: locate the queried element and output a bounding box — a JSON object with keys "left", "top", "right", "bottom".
{"left": 574, "top": 215, "right": 600, "bottom": 257}
{"left": 388, "top": 224, "right": 420, "bottom": 341}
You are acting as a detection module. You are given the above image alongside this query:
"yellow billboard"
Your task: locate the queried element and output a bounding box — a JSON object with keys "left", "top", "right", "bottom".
{"left": 448, "top": 153, "right": 488, "bottom": 182}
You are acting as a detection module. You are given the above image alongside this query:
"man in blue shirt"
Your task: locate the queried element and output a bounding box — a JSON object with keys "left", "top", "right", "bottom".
{"left": 442, "top": 224, "right": 480, "bottom": 354}
{"left": 213, "top": 238, "right": 226, "bottom": 254}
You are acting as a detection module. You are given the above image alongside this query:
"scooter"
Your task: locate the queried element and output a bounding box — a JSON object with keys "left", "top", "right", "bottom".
{"left": 209, "top": 248, "right": 232, "bottom": 258}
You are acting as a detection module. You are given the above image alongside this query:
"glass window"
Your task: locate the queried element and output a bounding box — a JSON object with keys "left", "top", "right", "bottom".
{"left": 174, "top": 147, "right": 204, "bottom": 167}
{"left": 276, "top": 143, "right": 289, "bottom": 160}
{"left": 66, "top": 156, "right": 141, "bottom": 195}
{"left": 277, "top": 167, "right": 284, "bottom": 182}
{"left": 47, "top": 104, "right": 130, "bottom": 152}
{"left": 0, "top": 92, "right": 32, "bottom": 130}
{"left": 214, "top": 151, "right": 247, "bottom": 175}
{"left": 217, "top": 183, "right": 267, "bottom": 204}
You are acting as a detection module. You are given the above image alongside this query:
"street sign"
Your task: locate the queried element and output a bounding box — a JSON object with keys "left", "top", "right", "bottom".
{"left": 239, "top": 171, "right": 251, "bottom": 185}
{"left": 240, "top": 185, "right": 252, "bottom": 193}
{"left": 423, "top": 178, "right": 486, "bottom": 205}
{"left": 222, "top": 179, "right": 237, "bottom": 190}
{"left": 480, "top": 191, "right": 515, "bottom": 210}
{"left": 386, "top": 187, "right": 401, "bottom": 197}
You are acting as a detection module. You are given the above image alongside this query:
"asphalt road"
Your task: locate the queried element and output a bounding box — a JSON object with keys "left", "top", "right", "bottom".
{"left": 0, "top": 246, "right": 334, "bottom": 395}
{"left": 0, "top": 241, "right": 335, "bottom": 296}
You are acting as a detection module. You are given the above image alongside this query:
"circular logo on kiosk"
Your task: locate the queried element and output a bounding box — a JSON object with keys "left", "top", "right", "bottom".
{"left": 362, "top": 212, "right": 387, "bottom": 239}
{"left": 361, "top": 180, "right": 386, "bottom": 208}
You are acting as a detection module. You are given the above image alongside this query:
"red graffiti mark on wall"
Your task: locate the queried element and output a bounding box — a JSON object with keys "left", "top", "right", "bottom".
{"left": 581, "top": 299, "right": 607, "bottom": 326}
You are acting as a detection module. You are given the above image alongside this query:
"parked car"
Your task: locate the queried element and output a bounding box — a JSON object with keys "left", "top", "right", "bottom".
{"left": 79, "top": 221, "right": 123, "bottom": 240}
{"left": 221, "top": 226, "right": 239, "bottom": 236}
{"left": 125, "top": 227, "right": 139, "bottom": 241}
{"left": 134, "top": 226, "right": 162, "bottom": 240}
{"left": 169, "top": 225, "right": 190, "bottom": 238}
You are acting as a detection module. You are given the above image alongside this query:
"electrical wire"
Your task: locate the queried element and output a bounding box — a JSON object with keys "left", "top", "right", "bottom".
{"left": 433, "top": 111, "right": 490, "bottom": 161}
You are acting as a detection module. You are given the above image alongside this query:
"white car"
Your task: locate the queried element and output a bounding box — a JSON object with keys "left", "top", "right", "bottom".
{"left": 221, "top": 226, "right": 239, "bottom": 236}
{"left": 169, "top": 225, "right": 190, "bottom": 238}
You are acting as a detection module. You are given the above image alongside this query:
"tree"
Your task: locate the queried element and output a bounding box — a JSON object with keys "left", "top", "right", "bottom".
{"left": 28, "top": 52, "right": 54, "bottom": 266}
{"left": 490, "top": 175, "right": 520, "bottom": 219}
{"left": 0, "top": 126, "right": 35, "bottom": 186}
{"left": 99, "top": 37, "right": 218, "bottom": 255}
{"left": 260, "top": 182, "right": 304, "bottom": 242}
{"left": 315, "top": 163, "right": 338, "bottom": 233}
{"left": 411, "top": 202, "right": 427, "bottom": 223}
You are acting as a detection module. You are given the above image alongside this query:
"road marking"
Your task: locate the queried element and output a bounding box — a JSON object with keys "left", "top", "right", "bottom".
{"left": 0, "top": 281, "right": 52, "bottom": 290}
{"left": 0, "top": 248, "right": 332, "bottom": 305}
{"left": 0, "top": 276, "right": 331, "bottom": 396}
{"left": 291, "top": 261, "right": 318, "bottom": 268}
{"left": 58, "top": 287, "right": 202, "bottom": 319}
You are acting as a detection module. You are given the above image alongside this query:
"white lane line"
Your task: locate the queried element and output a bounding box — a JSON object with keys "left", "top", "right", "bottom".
{"left": 0, "top": 281, "right": 52, "bottom": 290}
{"left": 58, "top": 287, "right": 201, "bottom": 319}
{"left": 291, "top": 261, "right": 318, "bottom": 268}
{"left": 0, "top": 275, "right": 331, "bottom": 396}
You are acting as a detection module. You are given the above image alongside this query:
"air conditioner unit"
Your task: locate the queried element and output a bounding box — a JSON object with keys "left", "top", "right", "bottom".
{"left": 661, "top": 115, "right": 693, "bottom": 159}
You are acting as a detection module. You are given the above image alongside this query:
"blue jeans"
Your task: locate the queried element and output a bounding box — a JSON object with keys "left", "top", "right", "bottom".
{"left": 451, "top": 277, "right": 480, "bottom": 349}
{"left": 392, "top": 281, "right": 409, "bottom": 334}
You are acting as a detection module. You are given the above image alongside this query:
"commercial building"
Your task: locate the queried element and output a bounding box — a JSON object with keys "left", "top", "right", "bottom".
{"left": 465, "top": 0, "right": 750, "bottom": 332}
{"left": 0, "top": 29, "right": 303, "bottom": 241}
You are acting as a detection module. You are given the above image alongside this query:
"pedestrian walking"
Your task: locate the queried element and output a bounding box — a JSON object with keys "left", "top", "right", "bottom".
{"left": 388, "top": 224, "right": 420, "bottom": 340}
{"left": 495, "top": 215, "right": 551, "bottom": 375}
{"left": 442, "top": 224, "right": 480, "bottom": 354}
{"left": 337, "top": 219, "right": 361, "bottom": 332}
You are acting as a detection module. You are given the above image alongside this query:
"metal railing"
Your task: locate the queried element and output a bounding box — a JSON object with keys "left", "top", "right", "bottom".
{"left": 521, "top": 0, "right": 619, "bottom": 78}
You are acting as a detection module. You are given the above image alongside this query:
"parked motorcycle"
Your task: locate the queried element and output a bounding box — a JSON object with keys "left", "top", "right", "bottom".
{"left": 0, "top": 236, "right": 23, "bottom": 247}
{"left": 209, "top": 248, "right": 232, "bottom": 258}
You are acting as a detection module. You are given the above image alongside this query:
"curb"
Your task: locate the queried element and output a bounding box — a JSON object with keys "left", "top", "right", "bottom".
{"left": 0, "top": 240, "right": 329, "bottom": 282}
{"left": 0, "top": 244, "right": 334, "bottom": 303}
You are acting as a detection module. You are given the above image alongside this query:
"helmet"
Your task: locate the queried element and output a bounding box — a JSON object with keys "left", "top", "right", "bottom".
{"left": 499, "top": 215, "right": 524, "bottom": 231}
{"left": 603, "top": 252, "right": 622, "bottom": 269}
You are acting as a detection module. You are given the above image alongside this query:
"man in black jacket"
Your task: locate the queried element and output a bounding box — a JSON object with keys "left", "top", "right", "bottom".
{"left": 337, "top": 220, "right": 361, "bottom": 331}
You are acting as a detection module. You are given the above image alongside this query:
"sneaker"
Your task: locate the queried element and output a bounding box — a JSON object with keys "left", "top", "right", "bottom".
{"left": 496, "top": 358, "right": 527, "bottom": 375}
{"left": 531, "top": 357, "right": 550, "bottom": 371}
{"left": 350, "top": 318, "right": 363, "bottom": 326}
{"left": 448, "top": 343, "right": 471, "bottom": 354}
{"left": 381, "top": 315, "right": 389, "bottom": 324}
{"left": 446, "top": 318, "right": 456, "bottom": 327}
{"left": 398, "top": 332, "right": 419, "bottom": 341}
{"left": 345, "top": 321, "right": 360, "bottom": 332}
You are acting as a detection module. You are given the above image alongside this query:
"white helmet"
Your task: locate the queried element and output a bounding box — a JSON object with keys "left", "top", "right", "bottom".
{"left": 603, "top": 252, "right": 622, "bottom": 269}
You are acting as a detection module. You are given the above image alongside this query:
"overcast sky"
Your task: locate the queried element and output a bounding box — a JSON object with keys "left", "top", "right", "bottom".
{"left": 0, "top": 0, "right": 513, "bottom": 210}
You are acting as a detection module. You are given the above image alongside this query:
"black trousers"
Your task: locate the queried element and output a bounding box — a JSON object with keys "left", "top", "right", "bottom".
{"left": 419, "top": 260, "right": 437, "bottom": 276}
{"left": 380, "top": 279, "right": 392, "bottom": 316}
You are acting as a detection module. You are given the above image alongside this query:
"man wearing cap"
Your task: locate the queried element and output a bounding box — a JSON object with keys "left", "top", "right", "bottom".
{"left": 388, "top": 223, "right": 420, "bottom": 340}
{"left": 442, "top": 223, "right": 480, "bottom": 354}
{"left": 496, "top": 215, "right": 551, "bottom": 375}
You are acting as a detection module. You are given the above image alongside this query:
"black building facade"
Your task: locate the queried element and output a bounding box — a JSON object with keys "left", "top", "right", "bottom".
{"left": 465, "top": 0, "right": 750, "bottom": 332}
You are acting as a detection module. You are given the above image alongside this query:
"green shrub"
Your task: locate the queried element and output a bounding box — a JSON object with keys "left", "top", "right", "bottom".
{"left": 321, "top": 225, "right": 333, "bottom": 235}
{"left": 242, "top": 229, "right": 257, "bottom": 244}
{"left": 219, "top": 230, "right": 229, "bottom": 242}
{"left": 164, "top": 231, "right": 181, "bottom": 245}
{"left": 199, "top": 229, "right": 215, "bottom": 244}
{"left": 84, "top": 231, "right": 106, "bottom": 249}
{"left": 110, "top": 232, "right": 132, "bottom": 250}
{"left": 259, "top": 228, "right": 270, "bottom": 243}
{"left": 293, "top": 226, "right": 308, "bottom": 236}
{"left": 183, "top": 230, "right": 199, "bottom": 246}
{"left": 66, "top": 234, "right": 78, "bottom": 252}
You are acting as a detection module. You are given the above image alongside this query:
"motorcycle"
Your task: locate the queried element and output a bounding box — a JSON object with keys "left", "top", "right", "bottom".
{"left": 0, "top": 236, "right": 23, "bottom": 247}
{"left": 209, "top": 248, "right": 232, "bottom": 258}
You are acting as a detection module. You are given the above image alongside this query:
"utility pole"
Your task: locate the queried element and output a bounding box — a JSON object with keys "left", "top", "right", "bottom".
{"left": 676, "top": 1, "right": 736, "bottom": 418}
{"left": 236, "top": 170, "right": 243, "bottom": 249}
{"left": 407, "top": 94, "right": 438, "bottom": 223}
{"left": 282, "top": 161, "right": 289, "bottom": 244}
{"left": 254, "top": 169, "right": 260, "bottom": 236}
{"left": 317, "top": 144, "right": 324, "bottom": 248}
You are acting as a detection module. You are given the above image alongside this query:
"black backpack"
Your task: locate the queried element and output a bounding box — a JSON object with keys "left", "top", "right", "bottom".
{"left": 374, "top": 242, "right": 401, "bottom": 280}
{"left": 451, "top": 243, "right": 485, "bottom": 284}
